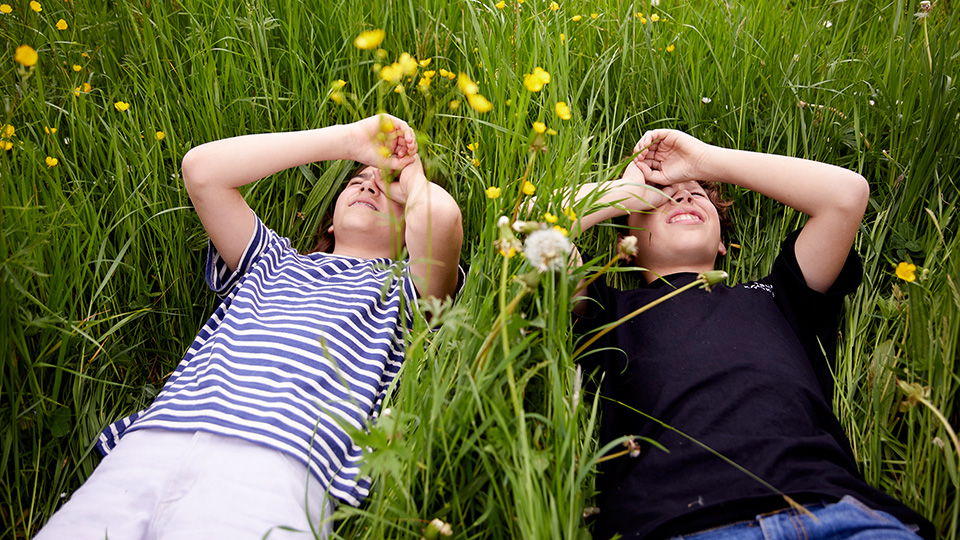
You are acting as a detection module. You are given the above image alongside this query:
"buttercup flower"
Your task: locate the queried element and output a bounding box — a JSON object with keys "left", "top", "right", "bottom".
{"left": 486, "top": 186, "right": 501, "bottom": 199}
{"left": 560, "top": 33, "right": 566, "bottom": 44}
{"left": 553, "top": 225, "right": 568, "bottom": 236}
{"left": 522, "top": 180, "right": 536, "bottom": 195}
{"left": 44, "top": 126, "right": 56, "bottom": 134}
{"left": 895, "top": 262, "right": 916, "bottom": 282}
{"left": 457, "top": 72, "right": 479, "bottom": 95}
{"left": 563, "top": 206, "right": 577, "bottom": 220}
{"left": 524, "top": 228, "right": 572, "bottom": 272}
{"left": 72, "top": 64, "right": 81, "bottom": 71}
{"left": 380, "top": 64, "right": 402, "bottom": 83}
{"left": 0, "top": 5, "right": 12, "bottom": 13}
{"left": 15, "top": 45, "right": 38, "bottom": 67}
{"left": 467, "top": 142, "right": 478, "bottom": 152}
{"left": 354, "top": 29, "right": 385, "bottom": 50}
{"left": 523, "top": 67, "right": 550, "bottom": 92}
{"left": 496, "top": 1, "right": 505, "bottom": 8}
{"left": 666, "top": 44, "right": 675, "bottom": 52}
{"left": 1, "top": 141, "right": 12, "bottom": 151}
{"left": 114, "top": 101, "right": 130, "bottom": 112}
{"left": 549, "top": 1, "right": 559, "bottom": 10}
{"left": 533, "top": 122, "right": 546, "bottom": 134}
{"left": 74, "top": 82, "right": 91, "bottom": 96}
{"left": 546, "top": 128, "right": 557, "bottom": 135}
{"left": 590, "top": 12, "right": 598, "bottom": 19}
{"left": 572, "top": 14, "right": 581, "bottom": 21}
{"left": 419, "top": 58, "right": 431, "bottom": 67}
{"left": 45, "top": 156, "right": 58, "bottom": 167}
{"left": 650, "top": 13, "right": 660, "bottom": 22}
{"left": 30, "top": 1, "right": 41, "bottom": 12}
{"left": 156, "top": 131, "right": 165, "bottom": 140}
{"left": 2, "top": 124, "right": 13, "bottom": 138}
{"left": 555, "top": 101, "right": 571, "bottom": 120}
{"left": 448, "top": 100, "right": 459, "bottom": 110}
{"left": 56, "top": 18, "right": 67, "bottom": 30}
{"left": 394, "top": 84, "right": 404, "bottom": 94}
{"left": 472, "top": 157, "right": 480, "bottom": 167}
{"left": 397, "top": 52, "right": 418, "bottom": 76}
{"left": 543, "top": 212, "right": 558, "bottom": 224}
{"left": 467, "top": 93, "right": 493, "bottom": 113}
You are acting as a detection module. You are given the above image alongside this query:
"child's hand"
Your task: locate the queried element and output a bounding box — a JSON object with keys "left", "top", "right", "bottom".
{"left": 385, "top": 154, "right": 428, "bottom": 208}
{"left": 347, "top": 114, "right": 418, "bottom": 171}
{"left": 632, "top": 129, "right": 710, "bottom": 186}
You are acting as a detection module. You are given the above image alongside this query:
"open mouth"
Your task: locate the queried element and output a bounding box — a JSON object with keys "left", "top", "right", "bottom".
{"left": 350, "top": 201, "right": 378, "bottom": 211}
{"left": 667, "top": 210, "right": 703, "bottom": 224}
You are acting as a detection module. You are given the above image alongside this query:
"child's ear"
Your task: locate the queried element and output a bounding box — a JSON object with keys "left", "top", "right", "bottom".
{"left": 328, "top": 225, "right": 335, "bottom": 234}
{"left": 717, "top": 241, "right": 727, "bottom": 256}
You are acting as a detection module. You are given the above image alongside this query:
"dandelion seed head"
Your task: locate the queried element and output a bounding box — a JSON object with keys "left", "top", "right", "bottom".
{"left": 524, "top": 228, "right": 572, "bottom": 272}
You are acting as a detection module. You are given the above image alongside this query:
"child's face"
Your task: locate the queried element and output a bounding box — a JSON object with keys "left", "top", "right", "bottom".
{"left": 626, "top": 181, "right": 726, "bottom": 276}
{"left": 331, "top": 166, "right": 406, "bottom": 247}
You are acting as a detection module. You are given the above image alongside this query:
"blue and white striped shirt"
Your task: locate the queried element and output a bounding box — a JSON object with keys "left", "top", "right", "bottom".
{"left": 97, "top": 213, "right": 417, "bottom": 505}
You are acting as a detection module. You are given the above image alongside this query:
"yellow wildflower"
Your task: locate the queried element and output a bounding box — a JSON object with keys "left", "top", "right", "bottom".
{"left": 549, "top": 1, "right": 559, "bottom": 10}
{"left": 1, "top": 141, "right": 12, "bottom": 151}
{"left": 666, "top": 43, "right": 675, "bottom": 52}
{"left": 354, "top": 29, "right": 385, "bottom": 50}
{"left": 44, "top": 126, "right": 56, "bottom": 134}
{"left": 467, "top": 93, "right": 493, "bottom": 113}
{"left": 419, "top": 58, "right": 431, "bottom": 67}
{"left": 397, "top": 52, "right": 417, "bottom": 76}
{"left": 486, "top": 186, "right": 501, "bottom": 199}
{"left": 563, "top": 206, "right": 577, "bottom": 220}
{"left": 553, "top": 226, "right": 568, "bottom": 236}
{"left": 15, "top": 45, "right": 38, "bottom": 67}
{"left": 330, "top": 91, "right": 343, "bottom": 104}
{"left": 114, "top": 101, "right": 130, "bottom": 112}
{"left": 560, "top": 33, "right": 566, "bottom": 44}
{"left": 523, "top": 67, "right": 550, "bottom": 92}
{"left": 45, "top": 156, "right": 58, "bottom": 167}
{"left": 417, "top": 77, "right": 431, "bottom": 90}
{"left": 380, "top": 63, "right": 403, "bottom": 83}
{"left": 30, "top": 1, "right": 40, "bottom": 11}
{"left": 73, "top": 82, "right": 92, "bottom": 96}
{"left": 72, "top": 64, "right": 81, "bottom": 71}
{"left": 448, "top": 100, "right": 460, "bottom": 110}
{"left": 501, "top": 246, "right": 517, "bottom": 258}
{"left": 467, "top": 142, "right": 478, "bottom": 152}
{"left": 533, "top": 122, "right": 546, "bottom": 134}
{"left": 640, "top": 16, "right": 647, "bottom": 24}
{"left": 496, "top": 1, "right": 505, "bottom": 7}
{"left": 472, "top": 158, "right": 480, "bottom": 167}
{"left": 156, "top": 131, "right": 165, "bottom": 140}
{"left": 635, "top": 12, "right": 643, "bottom": 18}
{"left": 458, "top": 72, "right": 479, "bottom": 95}
{"left": 2, "top": 124, "right": 13, "bottom": 137}
{"left": 555, "top": 101, "right": 571, "bottom": 120}
{"left": 895, "top": 262, "right": 916, "bottom": 282}
{"left": 543, "top": 212, "right": 558, "bottom": 224}
{"left": 590, "top": 12, "right": 598, "bottom": 19}
{"left": 650, "top": 13, "right": 660, "bottom": 22}
{"left": 394, "top": 84, "right": 404, "bottom": 94}
{"left": 0, "top": 4, "right": 12, "bottom": 13}
{"left": 546, "top": 128, "right": 557, "bottom": 135}
{"left": 572, "top": 14, "right": 581, "bottom": 21}
{"left": 333, "top": 79, "right": 347, "bottom": 89}
{"left": 522, "top": 180, "right": 536, "bottom": 195}
{"left": 56, "top": 18, "right": 67, "bottom": 30}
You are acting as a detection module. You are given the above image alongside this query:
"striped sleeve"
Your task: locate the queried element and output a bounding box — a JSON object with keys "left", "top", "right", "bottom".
{"left": 205, "top": 212, "right": 271, "bottom": 297}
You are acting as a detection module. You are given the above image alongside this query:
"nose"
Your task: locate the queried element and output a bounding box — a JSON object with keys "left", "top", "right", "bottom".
{"left": 673, "top": 189, "right": 694, "bottom": 203}
{"left": 360, "top": 176, "right": 379, "bottom": 195}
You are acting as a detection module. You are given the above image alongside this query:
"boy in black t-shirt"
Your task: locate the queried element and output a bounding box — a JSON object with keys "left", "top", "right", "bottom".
{"left": 571, "top": 129, "right": 933, "bottom": 539}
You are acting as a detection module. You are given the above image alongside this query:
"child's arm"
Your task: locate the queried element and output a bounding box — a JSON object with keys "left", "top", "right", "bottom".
{"left": 384, "top": 156, "right": 463, "bottom": 300}
{"left": 634, "top": 129, "right": 869, "bottom": 293}
{"left": 181, "top": 115, "right": 417, "bottom": 271}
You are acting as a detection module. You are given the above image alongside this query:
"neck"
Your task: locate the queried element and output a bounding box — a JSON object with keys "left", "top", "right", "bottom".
{"left": 641, "top": 263, "right": 714, "bottom": 284}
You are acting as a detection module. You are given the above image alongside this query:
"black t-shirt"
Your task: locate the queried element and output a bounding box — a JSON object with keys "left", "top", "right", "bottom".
{"left": 575, "top": 231, "right": 933, "bottom": 540}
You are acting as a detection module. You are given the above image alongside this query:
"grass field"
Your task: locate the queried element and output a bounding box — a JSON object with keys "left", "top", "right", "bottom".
{"left": 1, "top": 0, "right": 958, "bottom": 538}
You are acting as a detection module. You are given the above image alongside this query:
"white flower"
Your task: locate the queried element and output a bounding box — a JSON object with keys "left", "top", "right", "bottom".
{"left": 497, "top": 216, "right": 510, "bottom": 228}
{"left": 650, "top": 0, "right": 660, "bottom": 5}
{"left": 618, "top": 236, "right": 638, "bottom": 259}
{"left": 823, "top": 20, "right": 833, "bottom": 27}
{"left": 524, "top": 229, "right": 572, "bottom": 272}
{"left": 701, "top": 97, "right": 712, "bottom": 104}
{"left": 869, "top": 99, "right": 875, "bottom": 106}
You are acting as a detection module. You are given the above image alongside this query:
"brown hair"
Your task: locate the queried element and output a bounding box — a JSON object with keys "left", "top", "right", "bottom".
{"left": 307, "top": 162, "right": 370, "bottom": 254}
{"left": 612, "top": 180, "right": 734, "bottom": 240}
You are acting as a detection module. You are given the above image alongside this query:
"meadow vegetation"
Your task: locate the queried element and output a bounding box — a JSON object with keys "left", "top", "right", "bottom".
{"left": 1, "top": 0, "right": 957, "bottom": 538}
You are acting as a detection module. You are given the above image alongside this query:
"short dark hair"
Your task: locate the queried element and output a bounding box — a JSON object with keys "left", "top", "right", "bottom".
{"left": 307, "top": 162, "right": 367, "bottom": 254}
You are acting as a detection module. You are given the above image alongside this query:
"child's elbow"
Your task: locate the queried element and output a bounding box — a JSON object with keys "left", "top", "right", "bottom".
{"left": 838, "top": 171, "right": 870, "bottom": 218}
{"left": 180, "top": 146, "right": 212, "bottom": 193}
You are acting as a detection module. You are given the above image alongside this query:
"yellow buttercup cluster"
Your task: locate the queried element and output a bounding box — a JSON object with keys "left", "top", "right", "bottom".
{"left": 457, "top": 73, "right": 493, "bottom": 113}
{"left": 523, "top": 67, "right": 550, "bottom": 92}
{"left": 354, "top": 29, "right": 385, "bottom": 50}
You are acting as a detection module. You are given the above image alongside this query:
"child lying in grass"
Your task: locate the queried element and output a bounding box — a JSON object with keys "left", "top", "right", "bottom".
{"left": 570, "top": 129, "right": 934, "bottom": 540}
{"left": 33, "top": 114, "right": 463, "bottom": 540}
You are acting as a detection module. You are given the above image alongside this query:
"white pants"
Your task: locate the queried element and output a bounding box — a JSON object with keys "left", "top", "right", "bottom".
{"left": 33, "top": 429, "right": 335, "bottom": 540}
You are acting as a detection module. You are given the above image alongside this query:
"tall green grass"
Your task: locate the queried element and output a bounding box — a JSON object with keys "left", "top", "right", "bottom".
{"left": 1, "top": 0, "right": 957, "bottom": 538}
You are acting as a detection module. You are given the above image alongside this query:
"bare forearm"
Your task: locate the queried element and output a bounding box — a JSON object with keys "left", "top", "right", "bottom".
{"left": 698, "top": 146, "right": 869, "bottom": 219}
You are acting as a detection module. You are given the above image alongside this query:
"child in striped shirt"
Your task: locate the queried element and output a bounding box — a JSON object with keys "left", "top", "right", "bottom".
{"left": 34, "top": 115, "right": 463, "bottom": 540}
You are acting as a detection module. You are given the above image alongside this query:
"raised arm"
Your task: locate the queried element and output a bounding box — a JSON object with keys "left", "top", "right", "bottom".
{"left": 181, "top": 115, "right": 417, "bottom": 271}
{"left": 634, "top": 129, "right": 869, "bottom": 293}
{"left": 384, "top": 155, "right": 463, "bottom": 300}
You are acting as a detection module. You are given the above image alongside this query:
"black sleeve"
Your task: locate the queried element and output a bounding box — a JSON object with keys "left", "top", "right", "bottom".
{"left": 764, "top": 229, "right": 863, "bottom": 397}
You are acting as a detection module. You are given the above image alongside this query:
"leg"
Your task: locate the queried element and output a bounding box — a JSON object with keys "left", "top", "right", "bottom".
{"left": 758, "top": 496, "right": 924, "bottom": 540}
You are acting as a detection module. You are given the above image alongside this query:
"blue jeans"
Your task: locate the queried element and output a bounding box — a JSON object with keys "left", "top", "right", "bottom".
{"left": 669, "top": 496, "right": 922, "bottom": 540}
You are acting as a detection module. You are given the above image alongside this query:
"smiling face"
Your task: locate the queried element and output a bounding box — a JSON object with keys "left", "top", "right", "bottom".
{"left": 625, "top": 180, "right": 727, "bottom": 281}
{"left": 330, "top": 166, "right": 406, "bottom": 257}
